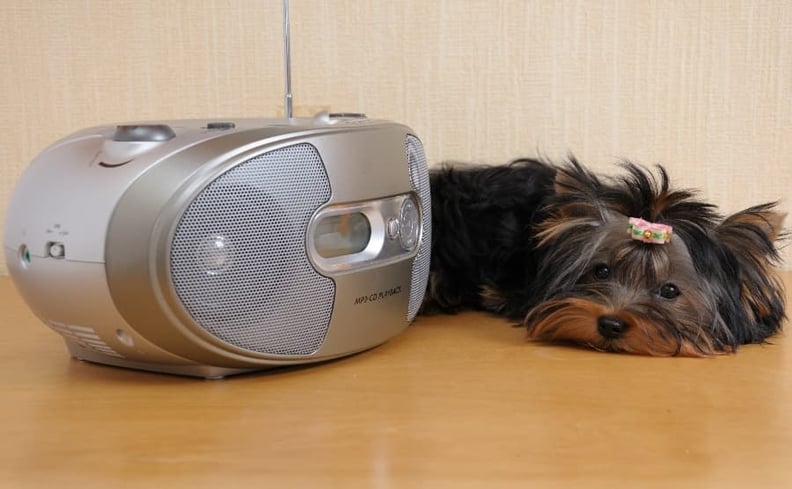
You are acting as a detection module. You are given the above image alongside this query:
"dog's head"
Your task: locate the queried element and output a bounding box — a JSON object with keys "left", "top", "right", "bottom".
{"left": 525, "top": 160, "right": 786, "bottom": 356}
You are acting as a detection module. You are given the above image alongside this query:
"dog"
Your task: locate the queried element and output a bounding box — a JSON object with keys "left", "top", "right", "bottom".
{"left": 423, "top": 157, "right": 786, "bottom": 356}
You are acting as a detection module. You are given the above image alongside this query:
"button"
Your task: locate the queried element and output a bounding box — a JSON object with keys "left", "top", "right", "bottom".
{"left": 48, "top": 242, "right": 65, "bottom": 259}
{"left": 206, "top": 122, "right": 236, "bottom": 130}
{"left": 329, "top": 112, "right": 367, "bottom": 119}
{"left": 398, "top": 197, "right": 420, "bottom": 251}
{"left": 113, "top": 124, "right": 176, "bottom": 142}
{"left": 386, "top": 218, "right": 400, "bottom": 239}
{"left": 313, "top": 112, "right": 368, "bottom": 126}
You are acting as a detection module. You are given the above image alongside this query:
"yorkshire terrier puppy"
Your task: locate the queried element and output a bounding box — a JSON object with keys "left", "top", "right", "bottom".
{"left": 424, "top": 158, "right": 786, "bottom": 356}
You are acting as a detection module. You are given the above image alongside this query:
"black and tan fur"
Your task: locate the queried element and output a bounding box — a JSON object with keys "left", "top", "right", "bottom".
{"left": 424, "top": 158, "right": 785, "bottom": 356}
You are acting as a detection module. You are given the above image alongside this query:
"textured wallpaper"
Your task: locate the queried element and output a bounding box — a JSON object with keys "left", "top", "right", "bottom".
{"left": 1, "top": 0, "right": 790, "bottom": 273}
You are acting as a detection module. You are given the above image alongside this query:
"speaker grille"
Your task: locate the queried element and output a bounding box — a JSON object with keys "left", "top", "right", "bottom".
{"left": 406, "top": 135, "right": 431, "bottom": 321}
{"left": 170, "top": 144, "right": 335, "bottom": 356}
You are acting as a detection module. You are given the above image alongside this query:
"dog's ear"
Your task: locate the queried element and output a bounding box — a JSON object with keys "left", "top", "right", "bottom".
{"left": 717, "top": 203, "right": 785, "bottom": 266}
{"left": 715, "top": 203, "right": 786, "bottom": 338}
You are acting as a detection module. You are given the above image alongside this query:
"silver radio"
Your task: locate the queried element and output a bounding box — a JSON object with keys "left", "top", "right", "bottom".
{"left": 3, "top": 2, "right": 430, "bottom": 378}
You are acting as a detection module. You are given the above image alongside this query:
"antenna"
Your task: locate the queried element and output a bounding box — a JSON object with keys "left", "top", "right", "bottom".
{"left": 283, "top": 0, "right": 293, "bottom": 120}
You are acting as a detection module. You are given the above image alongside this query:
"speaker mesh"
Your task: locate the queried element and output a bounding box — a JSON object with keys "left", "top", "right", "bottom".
{"left": 170, "top": 144, "right": 335, "bottom": 356}
{"left": 406, "top": 135, "right": 431, "bottom": 321}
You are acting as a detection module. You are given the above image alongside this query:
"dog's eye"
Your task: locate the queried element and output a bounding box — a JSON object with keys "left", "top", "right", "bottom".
{"left": 658, "top": 283, "right": 681, "bottom": 299}
{"left": 592, "top": 264, "right": 611, "bottom": 280}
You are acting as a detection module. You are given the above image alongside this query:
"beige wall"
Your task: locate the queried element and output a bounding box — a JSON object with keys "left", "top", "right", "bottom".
{"left": 1, "top": 0, "right": 790, "bottom": 274}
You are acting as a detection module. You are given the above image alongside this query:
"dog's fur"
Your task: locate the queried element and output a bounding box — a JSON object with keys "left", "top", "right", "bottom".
{"left": 423, "top": 158, "right": 786, "bottom": 356}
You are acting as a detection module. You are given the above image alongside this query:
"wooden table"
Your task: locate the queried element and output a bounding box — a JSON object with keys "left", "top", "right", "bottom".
{"left": 2, "top": 273, "right": 791, "bottom": 488}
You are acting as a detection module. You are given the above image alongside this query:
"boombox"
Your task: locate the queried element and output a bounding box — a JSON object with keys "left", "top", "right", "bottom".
{"left": 3, "top": 115, "right": 431, "bottom": 378}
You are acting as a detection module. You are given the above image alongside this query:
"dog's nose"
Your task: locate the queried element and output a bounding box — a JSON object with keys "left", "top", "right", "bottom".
{"left": 597, "top": 316, "right": 627, "bottom": 339}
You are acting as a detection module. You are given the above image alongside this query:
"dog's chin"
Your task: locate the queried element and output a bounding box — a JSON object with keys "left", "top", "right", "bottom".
{"left": 524, "top": 298, "right": 725, "bottom": 357}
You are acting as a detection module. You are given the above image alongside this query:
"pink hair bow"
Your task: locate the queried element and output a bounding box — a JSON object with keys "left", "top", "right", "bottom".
{"left": 627, "top": 217, "right": 673, "bottom": 244}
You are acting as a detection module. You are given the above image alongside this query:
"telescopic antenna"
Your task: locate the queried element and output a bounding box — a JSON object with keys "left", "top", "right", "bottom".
{"left": 283, "top": 0, "right": 293, "bottom": 120}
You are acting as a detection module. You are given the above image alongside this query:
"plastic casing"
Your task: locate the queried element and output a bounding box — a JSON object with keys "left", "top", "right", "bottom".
{"left": 4, "top": 114, "right": 428, "bottom": 378}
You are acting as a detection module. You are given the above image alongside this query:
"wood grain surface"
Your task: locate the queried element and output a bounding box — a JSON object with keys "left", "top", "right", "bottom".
{"left": 2, "top": 273, "right": 791, "bottom": 488}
